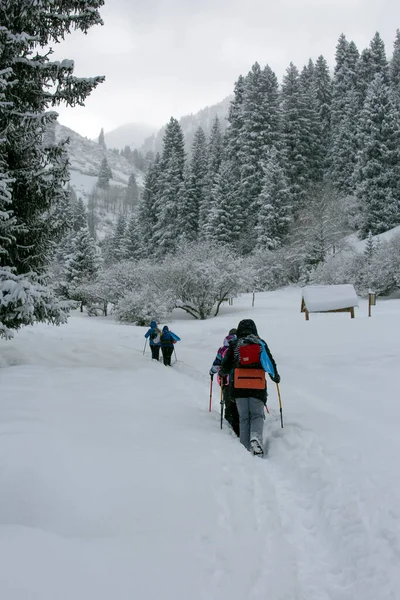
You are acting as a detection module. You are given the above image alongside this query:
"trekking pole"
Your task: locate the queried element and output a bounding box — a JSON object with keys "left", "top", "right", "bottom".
{"left": 220, "top": 382, "right": 224, "bottom": 429}
{"left": 173, "top": 347, "right": 178, "bottom": 363}
{"left": 276, "top": 383, "right": 284, "bottom": 428}
{"left": 143, "top": 339, "right": 147, "bottom": 355}
{"left": 209, "top": 375, "right": 213, "bottom": 412}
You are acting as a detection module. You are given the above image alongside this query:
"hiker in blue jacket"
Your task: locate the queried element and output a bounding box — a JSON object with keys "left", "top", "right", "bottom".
{"left": 219, "top": 319, "right": 280, "bottom": 456}
{"left": 144, "top": 320, "right": 161, "bottom": 360}
{"left": 160, "top": 325, "right": 181, "bottom": 366}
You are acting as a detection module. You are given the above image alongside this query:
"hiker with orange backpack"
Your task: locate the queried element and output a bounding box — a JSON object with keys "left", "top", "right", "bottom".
{"left": 219, "top": 319, "right": 280, "bottom": 456}
{"left": 209, "top": 329, "right": 240, "bottom": 437}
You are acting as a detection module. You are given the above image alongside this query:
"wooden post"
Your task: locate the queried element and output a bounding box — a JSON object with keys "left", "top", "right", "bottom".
{"left": 305, "top": 309, "right": 309, "bottom": 321}
{"left": 350, "top": 307, "right": 355, "bottom": 319}
{"left": 368, "top": 292, "right": 376, "bottom": 317}
{"left": 252, "top": 292, "right": 255, "bottom": 307}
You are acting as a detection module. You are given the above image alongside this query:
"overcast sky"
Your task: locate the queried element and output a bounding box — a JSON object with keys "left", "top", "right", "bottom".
{"left": 53, "top": 0, "right": 400, "bottom": 138}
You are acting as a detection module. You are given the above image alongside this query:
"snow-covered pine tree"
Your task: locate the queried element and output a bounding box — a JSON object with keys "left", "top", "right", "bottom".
{"left": 390, "top": 30, "right": 400, "bottom": 107}
{"left": 207, "top": 116, "right": 224, "bottom": 187}
{"left": 137, "top": 154, "right": 160, "bottom": 254}
{"left": 354, "top": 74, "right": 400, "bottom": 236}
{"left": 226, "top": 75, "right": 246, "bottom": 171}
{"left": 206, "top": 160, "right": 242, "bottom": 248}
{"left": 0, "top": 0, "right": 104, "bottom": 276}
{"left": 356, "top": 33, "right": 389, "bottom": 109}
{"left": 329, "top": 35, "right": 359, "bottom": 195}
{"left": 364, "top": 230, "right": 375, "bottom": 263}
{"left": 123, "top": 214, "right": 142, "bottom": 260}
{"left": 255, "top": 147, "right": 291, "bottom": 251}
{"left": 313, "top": 56, "right": 332, "bottom": 156}
{"left": 112, "top": 214, "right": 128, "bottom": 262}
{"left": 235, "top": 63, "right": 282, "bottom": 245}
{"left": 65, "top": 227, "right": 100, "bottom": 289}
{"left": 0, "top": 0, "right": 103, "bottom": 337}
{"left": 186, "top": 126, "right": 208, "bottom": 238}
{"left": 152, "top": 118, "right": 185, "bottom": 256}
{"left": 124, "top": 173, "right": 139, "bottom": 213}
{"left": 97, "top": 157, "right": 113, "bottom": 189}
{"left": 281, "top": 62, "right": 320, "bottom": 210}
{"left": 98, "top": 127, "right": 106, "bottom": 149}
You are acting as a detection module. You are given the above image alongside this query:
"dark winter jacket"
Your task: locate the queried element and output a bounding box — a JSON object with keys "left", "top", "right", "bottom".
{"left": 144, "top": 320, "right": 161, "bottom": 346}
{"left": 160, "top": 325, "right": 181, "bottom": 348}
{"left": 209, "top": 333, "right": 237, "bottom": 384}
{"left": 219, "top": 319, "right": 280, "bottom": 403}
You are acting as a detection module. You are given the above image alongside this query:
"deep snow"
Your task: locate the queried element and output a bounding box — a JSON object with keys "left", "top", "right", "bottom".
{"left": 1, "top": 288, "right": 400, "bottom": 600}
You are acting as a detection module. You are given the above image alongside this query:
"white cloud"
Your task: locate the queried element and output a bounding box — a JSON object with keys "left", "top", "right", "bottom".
{"left": 52, "top": 0, "right": 400, "bottom": 137}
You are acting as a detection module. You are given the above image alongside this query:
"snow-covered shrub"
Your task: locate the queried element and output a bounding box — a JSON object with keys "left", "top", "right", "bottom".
{"left": 161, "top": 242, "right": 254, "bottom": 319}
{"left": 0, "top": 268, "right": 69, "bottom": 339}
{"left": 246, "top": 249, "right": 290, "bottom": 291}
{"left": 114, "top": 285, "right": 174, "bottom": 326}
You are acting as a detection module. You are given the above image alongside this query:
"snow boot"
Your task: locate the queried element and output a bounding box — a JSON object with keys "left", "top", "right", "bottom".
{"left": 250, "top": 437, "right": 264, "bottom": 457}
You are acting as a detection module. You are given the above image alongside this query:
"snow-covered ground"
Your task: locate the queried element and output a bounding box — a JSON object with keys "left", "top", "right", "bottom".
{"left": 1, "top": 287, "right": 400, "bottom": 600}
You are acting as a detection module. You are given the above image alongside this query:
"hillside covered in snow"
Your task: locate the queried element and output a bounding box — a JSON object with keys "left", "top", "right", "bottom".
{"left": 55, "top": 122, "right": 145, "bottom": 198}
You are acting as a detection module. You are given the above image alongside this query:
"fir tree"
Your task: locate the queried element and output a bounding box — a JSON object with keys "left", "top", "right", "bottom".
{"left": 255, "top": 148, "right": 292, "bottom": 250}
{"left": 65, "top": 227, "right": 100, "bottom": 286}
{"left": 206, "top": 160, "right": 241, "bottom": 247}
{"left": 313, "top": 56, "right": 332, "bottom": 148}
{"left": 112, "top": 214, "right": 128, "bottom": 262}
{"left": 153, "top": 118, "right": 185, "bottom": 255}
{"left": 329, "top": 35, "right": 360, "bottom": 194}
{"left": 236, "top": 63, "right": 282, "bottom": 240}
{"left": 98, "top": 127, "right": 106, "bottom": 149}
{"left": 188, "top": 126, "right": 208, "bottom": 236}
{"left": 207, "top": 116, "right": 224, "bottom": 191}
{"left": 138, "top": 154, "right": 160, "bottom": 253}
{"left": 123, "top": 214, "right": 142, "bottom": 260}
{"left": 364, "top": 230, "right": 375, "bottom": 262}
{"left": 281, "top": 62, "right": 321, "bottom": 208}
{"left": 355, "top": 74, "right": 400, "bottom": 236}
{"left": 0, "top": 1, "right": 104, "bottom": 275}
{"left": 97, "top": 157, "right": 113, "bottom": 189}
{"left": 0, "top": 0, "right": 103, "bottom": 336}
{"left": 390, "top": 30, "right": 400, "bottom": 106}
{"left": 124, "top": 173, "right": 139, "bottom": 213}
{"left": 356, "top": 33, "right": 389, "bottom": 108}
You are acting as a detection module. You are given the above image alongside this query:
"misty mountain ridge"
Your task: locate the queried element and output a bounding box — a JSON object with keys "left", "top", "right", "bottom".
{"left": 99, "top": 122, "right": 158, "bottom": 152}
{"left": 140, "top": 95, "right": 232, "bottom": 156}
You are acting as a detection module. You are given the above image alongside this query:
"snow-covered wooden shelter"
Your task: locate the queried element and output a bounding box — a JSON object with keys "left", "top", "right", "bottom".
{"left": 301, "top": 285, "right": 359, "bottom": 321}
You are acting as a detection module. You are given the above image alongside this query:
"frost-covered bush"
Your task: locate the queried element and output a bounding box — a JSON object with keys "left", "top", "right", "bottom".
{"left": 247, "top": 249, "right": 290, "bottom": 291}
{"left": 0, "top": 268, "right": 70, "bottom": 339}
{"left": 309, "top": 233, "right": 400, "bottom": 297}
{"left": 114, "top": 285, "right": 174, "bottom": 326}
{"left": 160, "top": 242, "right": 254, "bottom": 319}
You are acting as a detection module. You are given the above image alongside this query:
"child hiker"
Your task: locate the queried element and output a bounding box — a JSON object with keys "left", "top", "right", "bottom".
{"left": 144, "top": 320, "right": 161, "bottom": 360}
{"left": 209, "top": 329, "right": 240, "bottom": 437}
{"left": 160, "top": 326, "right": 181, "bottom": 366}
{"left": 219, "top": 319, "right": 280, "bottom": 456}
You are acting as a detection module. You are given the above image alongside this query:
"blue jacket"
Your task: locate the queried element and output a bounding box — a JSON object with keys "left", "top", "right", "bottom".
{"left": 160, "top": 326, "right": 181, "bottom": 348}
{"left": 144, "top": 320, "right": 161, "bottom": 346}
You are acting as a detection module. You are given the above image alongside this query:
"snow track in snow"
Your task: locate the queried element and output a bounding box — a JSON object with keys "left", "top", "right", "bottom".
{"left": 1, "top": 289, "right": 400, "bottom": 599}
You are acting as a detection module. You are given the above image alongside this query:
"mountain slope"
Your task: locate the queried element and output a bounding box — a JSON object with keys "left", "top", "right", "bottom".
{"left": 55, "top": 122, "right": 145, "bottom": 197}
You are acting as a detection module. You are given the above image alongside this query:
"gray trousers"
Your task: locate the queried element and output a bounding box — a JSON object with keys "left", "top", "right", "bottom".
{"left": 236, "top": 397, "right": 265, "bottom": 450}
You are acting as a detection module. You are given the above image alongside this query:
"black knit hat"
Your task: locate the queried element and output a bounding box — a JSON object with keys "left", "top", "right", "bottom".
{"left": 229, "top": 328, "right": 237, "bottom": 336}
{"left": 236, "top": 319, "right": 258, "bottom": 337}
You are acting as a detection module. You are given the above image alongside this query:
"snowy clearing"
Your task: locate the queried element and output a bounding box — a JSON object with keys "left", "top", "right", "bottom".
{"left": 1, "top": 288, "right": 400, "bottom": 600}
